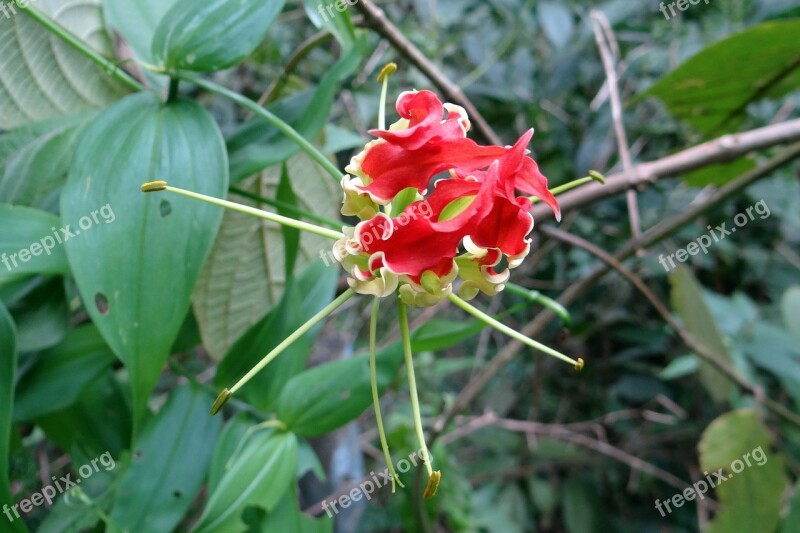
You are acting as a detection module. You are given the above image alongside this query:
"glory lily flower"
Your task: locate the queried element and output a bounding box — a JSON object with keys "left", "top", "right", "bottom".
{"left": 141, "top": 64, "right": 595, "bottom": 501}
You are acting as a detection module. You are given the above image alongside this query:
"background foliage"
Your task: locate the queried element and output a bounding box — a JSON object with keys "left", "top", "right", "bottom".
{"left": 1, "top": 0, "right": 799, "bottom": 531}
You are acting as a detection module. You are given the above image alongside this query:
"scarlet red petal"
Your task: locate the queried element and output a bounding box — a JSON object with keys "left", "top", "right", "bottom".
{"left": 470, "top": 193, "right": 533, "bottom": 257}
{"left": 517, "top": 158, "right": 561, "bottom": 221}
{"left": 360, "top": 139, "right": 506, "bottom": 201}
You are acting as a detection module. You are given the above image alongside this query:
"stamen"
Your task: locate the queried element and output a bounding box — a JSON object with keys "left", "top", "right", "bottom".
{"left": 217, "top": 290, "right": 357, "bottom": 406}
{"left": 370, "top": 298, "right": 404, "bottom": 492}
{"left": 448, "top": 294, "right": 583, "bottom": 368}
{"left": 210, "top": 388, "right": 232, "bottom": 415}
{"left": 141, "top": 181, "right": 344, "bottom": 241}
{"left": 423, "top": 470, "right": 442, "bottom": 500}
{"left": 377, "top": 62, "right": 398, "bottom": 131}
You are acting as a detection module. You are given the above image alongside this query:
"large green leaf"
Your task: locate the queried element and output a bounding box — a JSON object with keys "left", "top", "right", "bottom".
{"left": 699, "top": 409, "right": 787, "bottom": 533}
{"left": 14, "top": 324, "right": 116, "bottom": 421}
{"left": 0, "top": 113, "right": 93, "bottom": 209}
{"left": 61, "top": 92, "right": 228, "bottom": 425}
{"left": 0, "top": 1, "right": 128, "bottom": 128}
{"left": 214, "top": 261, "right": 338, "bottom": 411}
{"left": 0, "top": 205, "right": 69, "bottom": 285}
{"left": 110, "top": 384, "right": 221, "bottom": 532}
{"left": 152, "top": 0, "right": 286, "bottom": 72}
{"left": 641, "top": 19, "right": 800, "bottom": 136}
{"left": 670, "top": 266, "right": 734, "bottom": 404}
{"left": 194, "top": 430, "right": 298, "bottom": 532}
{"left": 193, "top": 156, "right": 340, "bottom": 360}
{"left": 103, "top": 0, "right": 181, "bottom": 64}
{"left": 277, "top": 344, "right": 405, "bottom": 437}
{"left": 0, "top": 303, "right": 26, "bottom": 532}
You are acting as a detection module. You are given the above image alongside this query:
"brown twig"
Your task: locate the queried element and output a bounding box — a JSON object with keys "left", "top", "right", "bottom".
{"left": 445, "top": 412, "right": 717, "bottom": 510}
{"left": 352, "top": 0, "right": 503, "bottom": 145}
{"left": 590, "top": 11, "right": 642, "bottom": 241}
{"left": 531, "top": 118, "right": 800, "bottom": 222}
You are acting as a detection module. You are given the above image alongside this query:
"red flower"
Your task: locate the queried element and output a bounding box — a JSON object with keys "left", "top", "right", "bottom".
{"left": 335, "top": 90, "right": 561, "bottom": 304}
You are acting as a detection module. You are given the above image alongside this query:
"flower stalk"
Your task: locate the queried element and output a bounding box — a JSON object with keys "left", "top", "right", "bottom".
{"left": 141, "top": 181, "right": 344, "bottom": 241}
{"left": 398, "top": 300, "right": 442, "bottom": 499}
{"left": 370, "top": 298, "right": 404, "bottom": 492}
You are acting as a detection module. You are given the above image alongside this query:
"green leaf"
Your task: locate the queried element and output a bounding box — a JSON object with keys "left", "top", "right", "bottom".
{"left": 37, "top": 372, "right": 131, "bottom": 460}
{"left": 276, "top": 344, "right": 405, "bottom": 437}
{"left": 658, "top": 354, "right": 699, "bottom": 380}
{"left": 682, "top": 157, "right": 757, "bottom": 187}
{"left": 538, "top": 2, "right": 574, "bottom": 50}
{"left": 9, "top": 277, "right": 68, "bottom": 353}
{"left": 782, "top": 286, "right": 800, "bottom": 343}
{"left": 14, "top": 325, "right": 116, "bottom": 421}
{"left": 0, "top": 205, "right": 69, "bottom": 285}
{"left": 214, "top": 261, "right": 338, "bottom": 411}
{"left": 0, "top": 113, "right": 94, "bottom": 208}
{"left": 0, "top": 303, "right": 26, "bottom": 532}
{"left": 193, "top": 156, "right": 340, "bottom": 360}
{"left": 61, "top": 92, "right": 228, "bottom": 425}
{"left": 152, "top": 0, "right": 286, "bottom": 72}
{"left": 641, "top": 19, "right": 800, "bottom": 136}
{"left": 194, "top": 430, "right": 298, "bottom": 532}
{"left": 261, "top": 484, "right": 333, "bottom": 533}
{"left": 699, "top": 409, "right": 787, "bottom": 533}
{"left": 739, "top": 322, "right": 800, "bottom": 383}
{"left": 110, "top": 384, "right": 221, "bottom": 532}
{"left": 303, "top": 0, "right": 358, "bottom": 50}
{"left": 670, "top": 266, "right": 734, "bottom": 403}
{"left": 410, "top": 319, "right": 483, "bottom": 353}
{"left": 208, "top": 413, "right": 254, "bottom": 494}
{"left": 103, "top": 0, "right": 181, "bottom": 64}
{"left": 226, "top": 40, "right": 365, "bottom": 182}
{"left": 0, "top": 1, "right": 128, "bottom": 128}
{"left": 277, "top": 164, "right": 300, "bottom": 279}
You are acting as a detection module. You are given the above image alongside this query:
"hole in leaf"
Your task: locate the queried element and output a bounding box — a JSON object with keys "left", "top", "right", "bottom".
{"left": 160, "top": 199, "right": 172, "bottom": 217}
{"left": 173, "top": 490, "right": 182, "bottom": 499}
{"left": 95, "top": 293, "right": 109, "bottom": 315}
